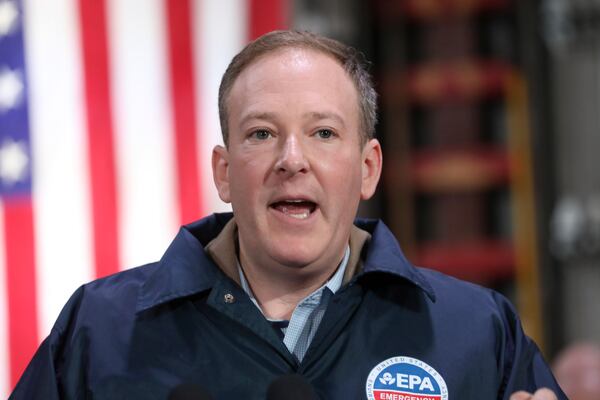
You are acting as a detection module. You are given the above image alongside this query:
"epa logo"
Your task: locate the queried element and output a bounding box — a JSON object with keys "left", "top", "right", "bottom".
{"left": 379, "top": 372, "right": 435, "bottom": 391}
{"left": 366, "top": 356, "right": 448, "bottom": 400}
{"left": 379, "top": 372, "right": 395, "bottom": 385}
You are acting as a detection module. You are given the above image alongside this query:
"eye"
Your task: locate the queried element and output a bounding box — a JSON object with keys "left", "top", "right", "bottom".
{"left": 316, "top": 129, "right": 334, "bottom": 139}
{"left": 251, "top": 129, "right": 272, "bottom": 140}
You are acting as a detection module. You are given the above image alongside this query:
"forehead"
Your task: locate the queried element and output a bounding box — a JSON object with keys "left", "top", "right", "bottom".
{"left": 227, "top": 47, "right": 360, "bottom": 125}
{"left": 234, "top": 47, "right": 353, "bottom": 93}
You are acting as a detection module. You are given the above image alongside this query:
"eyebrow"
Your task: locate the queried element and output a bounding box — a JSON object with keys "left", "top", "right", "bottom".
{"left": 239, "top": 111, "right": 346, "bottom": 127}
{"left": 239, "top": 112, "right": 278, "bottom": 126}
{"left": 305, "top": 111, "right": 346, "bottom": 127}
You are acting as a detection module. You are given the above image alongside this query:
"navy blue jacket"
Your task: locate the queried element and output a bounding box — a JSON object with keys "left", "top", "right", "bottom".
{"left": 10, "top": 213, "right": 566, "bottom": 399}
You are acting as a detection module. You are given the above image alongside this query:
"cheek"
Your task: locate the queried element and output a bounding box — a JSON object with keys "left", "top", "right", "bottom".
{"left": 228, "top": 159, "right": 267, "bottom": 198}
{"left": 318, "top": 153, "right": 364, "bottom": 198}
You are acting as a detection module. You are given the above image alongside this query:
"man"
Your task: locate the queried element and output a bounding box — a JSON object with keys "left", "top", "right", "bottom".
{"left": 11, "top": 31, "right": 565, "bottom": 399}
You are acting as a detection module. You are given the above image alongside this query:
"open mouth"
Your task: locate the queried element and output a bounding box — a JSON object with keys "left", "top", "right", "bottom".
{"left": 270, "top": 199, "right": 317, "bottom": 220}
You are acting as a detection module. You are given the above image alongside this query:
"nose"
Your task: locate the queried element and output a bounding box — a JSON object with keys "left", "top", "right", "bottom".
{"left": 274, "top": 134, "right": 309, "bottom": 176}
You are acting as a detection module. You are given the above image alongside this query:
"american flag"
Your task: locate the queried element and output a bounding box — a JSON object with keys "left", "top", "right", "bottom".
{"left": 0, "top": 0, "right": 287, "bottom": 395}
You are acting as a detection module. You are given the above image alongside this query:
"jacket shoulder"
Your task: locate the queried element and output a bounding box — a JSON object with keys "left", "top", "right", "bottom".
{"left": 414, "top": 266, "right": 518, "bottom": 325}
{"left": 53, "top": 262, "right": 160, "bottom": 334}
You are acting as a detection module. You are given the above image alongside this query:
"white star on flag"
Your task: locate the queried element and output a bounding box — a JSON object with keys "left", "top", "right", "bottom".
{"left": 0, "top": 0, "right": 19, "bottom": 37}
{"left": 0, "top": 68, "right": 24, "bottom": 112}
{"left": 0, "top": 137, "right": 29, "bottom": 186}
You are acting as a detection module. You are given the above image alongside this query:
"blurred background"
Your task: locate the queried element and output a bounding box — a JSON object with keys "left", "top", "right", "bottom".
{"left": 1, "top": 0, "right": 599, "bottom": 397}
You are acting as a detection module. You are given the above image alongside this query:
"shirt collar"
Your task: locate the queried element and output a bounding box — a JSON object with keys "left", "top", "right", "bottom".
{"left": 137, "top": 213, "right": 435, "bottom": 313}
{"left": 326, "top": 245, "right": 349, "bottom": 293}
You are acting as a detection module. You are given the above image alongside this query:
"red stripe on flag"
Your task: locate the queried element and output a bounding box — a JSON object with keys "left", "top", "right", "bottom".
{"left": 3, "top": 200, "right": 38, "bottom": 388}
{"left": 249, "top": 0, "right": 288, "bottom": 40}
{"left": 78, "top": 0, "right": 120, "bottom": 278}
{"left": 165, "top": 0, "right": 202, "bottom": 224}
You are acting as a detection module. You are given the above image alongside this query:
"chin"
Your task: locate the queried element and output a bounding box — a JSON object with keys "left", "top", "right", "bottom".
{"left": 268, "top": 242, "right": 322, "bottom": 269}
{"left": 272, "top": 251, "right": 316, "bottom": 269}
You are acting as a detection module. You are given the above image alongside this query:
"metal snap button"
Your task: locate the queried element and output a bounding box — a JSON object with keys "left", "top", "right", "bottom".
{"left": 224, "top": 293, "right": 235, "bottom": 303}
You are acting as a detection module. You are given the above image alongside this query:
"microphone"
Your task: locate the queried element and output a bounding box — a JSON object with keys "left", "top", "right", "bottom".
{"left": 266, "top": 374, "right": 318, "bottom": 400}
{"left": 168, "top": 383, "right": 214, "bottom": 400}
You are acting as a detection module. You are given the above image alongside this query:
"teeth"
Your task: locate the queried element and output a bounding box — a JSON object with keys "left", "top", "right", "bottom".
{"left": 287, "top": 211, "right": 310, "bottom": 219}
{"left": 280, "top": 206, "right": 310, "bottom": 219}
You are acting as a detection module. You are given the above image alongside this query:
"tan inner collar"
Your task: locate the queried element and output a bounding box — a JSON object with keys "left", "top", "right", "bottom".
{"left": 204, "top": 219, "right": 371, "bottom": 286}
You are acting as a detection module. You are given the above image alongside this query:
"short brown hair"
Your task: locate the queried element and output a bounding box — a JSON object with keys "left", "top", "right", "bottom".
{"left": 218, "top": 30, "right": 377, "bottom": 146}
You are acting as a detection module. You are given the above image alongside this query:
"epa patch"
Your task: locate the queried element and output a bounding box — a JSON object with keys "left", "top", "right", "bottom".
{"left": 365, "top": 356, "right": 448, "bottom": 400}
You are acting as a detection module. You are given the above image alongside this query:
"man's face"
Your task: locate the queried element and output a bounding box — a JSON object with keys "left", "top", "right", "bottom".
{"left": 213, "top": 48, "right": 381, "bottom": 273}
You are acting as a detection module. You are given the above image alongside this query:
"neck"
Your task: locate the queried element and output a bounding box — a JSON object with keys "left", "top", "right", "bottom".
{"left": 238, "top": 246, "right": 345, "bottom": 320}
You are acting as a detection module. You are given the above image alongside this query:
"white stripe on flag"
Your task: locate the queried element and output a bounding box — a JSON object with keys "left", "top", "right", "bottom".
{"left": 0, "top": 204, "right": 9, "bottom": 400}
{"left": 23, "top": 0, "right": 94, "bottom": 337}
{"left": 107, "top": 0, "right": 179, "bottom": 270}
{"left": 194, "top": 0, "right": 244, "bottom": 214}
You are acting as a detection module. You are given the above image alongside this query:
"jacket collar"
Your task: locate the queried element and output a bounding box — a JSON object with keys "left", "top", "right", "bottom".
{"left": 137, "top": 213, "right": 435, "bottom": 312}
{"left": 355, "top": 218, "right": 435, "bottom": 301}
{"left": 136, "top": 213, "right": 232, "bottom": 312}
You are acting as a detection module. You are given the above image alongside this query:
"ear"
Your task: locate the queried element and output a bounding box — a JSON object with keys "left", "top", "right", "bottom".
{"left": 360, "top": 138, "right": 383, "bottom": 200}
{"left": 212, "top": 145, "right": 231, "bottom": 203}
